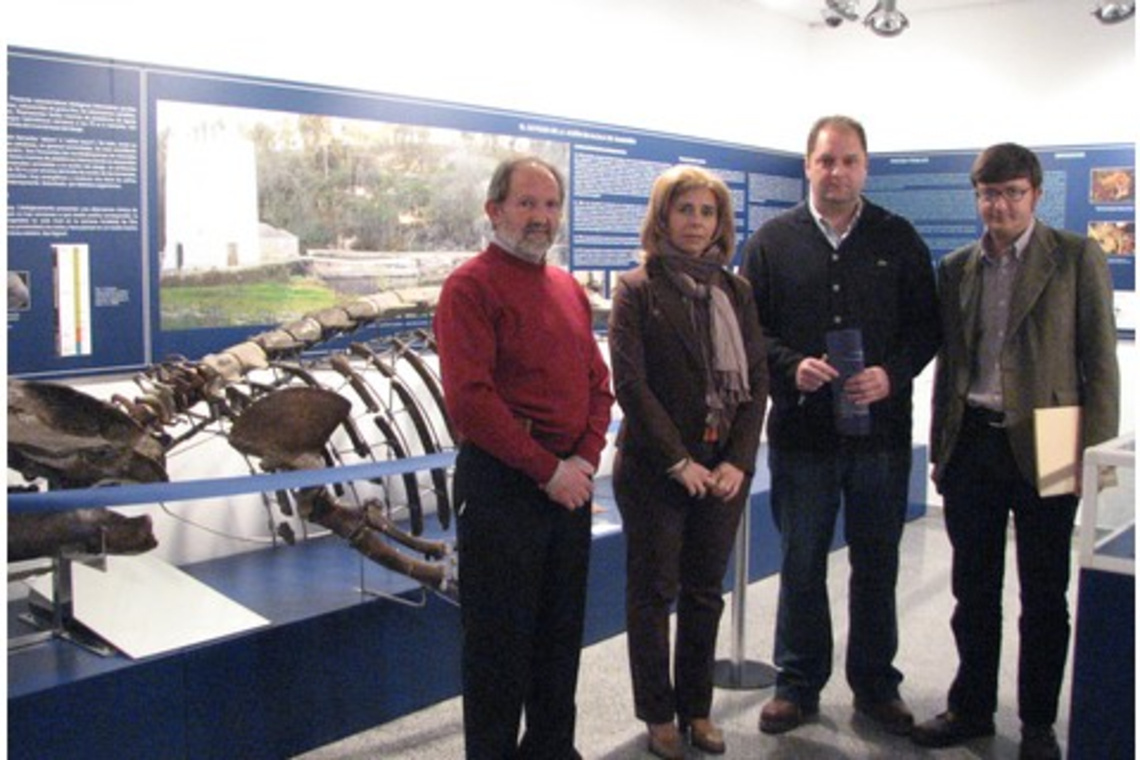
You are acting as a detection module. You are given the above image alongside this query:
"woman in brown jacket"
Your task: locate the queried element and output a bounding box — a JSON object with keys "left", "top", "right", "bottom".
{"left": 609, "top": 165, "right": 769, "bottom": 758}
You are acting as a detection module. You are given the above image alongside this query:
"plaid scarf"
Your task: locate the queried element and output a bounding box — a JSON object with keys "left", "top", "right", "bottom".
{"left": 657, "top": 244, "right": 751, "bottom": 441}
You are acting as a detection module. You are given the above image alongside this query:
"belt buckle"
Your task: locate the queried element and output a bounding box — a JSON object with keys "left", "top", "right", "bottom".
{"left": 980, "top": 408, "right": 1005, "bottom": 428}
{"left": 967, "top": 405, "right": 1005, "bottom": 429}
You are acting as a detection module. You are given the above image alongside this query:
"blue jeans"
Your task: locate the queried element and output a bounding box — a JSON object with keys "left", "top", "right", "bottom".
{"left": 769, "top": 444, "right": 910, "bottom": 706}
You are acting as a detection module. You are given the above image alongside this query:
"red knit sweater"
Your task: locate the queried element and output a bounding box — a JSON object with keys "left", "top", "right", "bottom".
{"left": 433, "top": 244, "right": 613, "bottom": 485}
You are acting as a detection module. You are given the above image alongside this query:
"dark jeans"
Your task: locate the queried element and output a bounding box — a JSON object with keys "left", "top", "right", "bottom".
{"left": 769, "top": 443, "right": 910, "bottom": 706}
{"left": 941, "top": 416, "right": 1078, "bottom": 726}
{"left": 455, "top": 445, "right": 591, "bottom": 760}
{"left": 613, "top": 449, "right": 747, "bottom": 724}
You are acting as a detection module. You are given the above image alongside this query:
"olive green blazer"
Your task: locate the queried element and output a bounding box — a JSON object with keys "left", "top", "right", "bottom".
{"left": 931, "top": 221, "right": 1120, "bottom": 491}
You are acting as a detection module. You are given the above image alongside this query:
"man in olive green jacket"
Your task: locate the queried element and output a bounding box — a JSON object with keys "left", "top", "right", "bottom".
{"left": 915, "top": 143, "right": 1120, "bottom": 760}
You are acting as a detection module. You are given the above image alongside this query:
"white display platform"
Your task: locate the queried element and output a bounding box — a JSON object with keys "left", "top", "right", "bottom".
{"left": 31, "top": 553, "right": 269, "bottom": 659}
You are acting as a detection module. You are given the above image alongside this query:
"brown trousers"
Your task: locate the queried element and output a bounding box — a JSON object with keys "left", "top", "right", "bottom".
{"left": 613, "top": 449, "right": 748, "bottom": 723}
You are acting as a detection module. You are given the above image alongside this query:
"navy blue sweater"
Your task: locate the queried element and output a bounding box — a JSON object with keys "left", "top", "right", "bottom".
{"left": 741, "top": 199, "right": 941, "bottom": 451}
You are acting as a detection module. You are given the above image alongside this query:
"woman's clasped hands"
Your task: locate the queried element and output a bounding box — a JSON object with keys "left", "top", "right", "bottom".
{"left": 669, "top": 459, "right": 745, "bottom": 501}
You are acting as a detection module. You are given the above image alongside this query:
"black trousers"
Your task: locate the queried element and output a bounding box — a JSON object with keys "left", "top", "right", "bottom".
{"left": 940, "top": 409, "right": 1078, "bottom": 727}
{"left": 455, "top": 444, "right": 591, "bottom": 760}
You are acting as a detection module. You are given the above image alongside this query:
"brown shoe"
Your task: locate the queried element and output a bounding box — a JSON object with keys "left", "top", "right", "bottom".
{"left": 684, "top": 717, "right": 726, "bottom": 754}
{"left": 854, "top": 697, "right": 915, "bottom": 736}
{"left": 647, "top": 722, "right": 684, "bottom": 760}
{"left": 758, "top": 697, "right": 817, "bottom": 735}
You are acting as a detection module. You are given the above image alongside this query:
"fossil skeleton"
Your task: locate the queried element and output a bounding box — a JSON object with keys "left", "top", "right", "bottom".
{"left": 7, "top": 288, "right": 459, "bottom": 599}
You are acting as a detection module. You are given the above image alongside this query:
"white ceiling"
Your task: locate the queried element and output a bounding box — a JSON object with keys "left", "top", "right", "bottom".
{"left": 747, "top": 0, "right": 1039, "bottom": 27}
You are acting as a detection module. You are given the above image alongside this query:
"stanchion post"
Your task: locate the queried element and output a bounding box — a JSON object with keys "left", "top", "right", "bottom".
{"left": 712, "top": 499, "right": 776, "bottom": 690}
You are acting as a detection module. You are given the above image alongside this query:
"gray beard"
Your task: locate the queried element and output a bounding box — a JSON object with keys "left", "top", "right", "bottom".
{"left": 493, "top": 232, "right": 550, "bottom": 264}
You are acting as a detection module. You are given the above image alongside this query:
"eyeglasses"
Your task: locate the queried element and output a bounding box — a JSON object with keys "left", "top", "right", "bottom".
{"left": 975, "top": 187, "right": 1032, "bottom": 204}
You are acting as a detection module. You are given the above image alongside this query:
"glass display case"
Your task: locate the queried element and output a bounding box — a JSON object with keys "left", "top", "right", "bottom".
{"left": 1078, "top": 432, "right": 1135, "bottom": 575}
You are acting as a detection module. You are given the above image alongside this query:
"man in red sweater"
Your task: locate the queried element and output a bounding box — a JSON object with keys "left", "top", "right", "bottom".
{"left": 434, "top": 156, "right": 613, "bottom": 760}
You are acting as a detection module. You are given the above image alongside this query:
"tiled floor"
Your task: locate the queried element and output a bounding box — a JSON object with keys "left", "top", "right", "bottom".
{"left": 294, "top": 512, "right": 1075, "bottom": 759}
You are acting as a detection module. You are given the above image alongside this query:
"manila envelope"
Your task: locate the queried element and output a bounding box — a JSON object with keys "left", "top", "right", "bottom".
{"left": 1034, "top": 406, "right": 1082, "bottom": 497}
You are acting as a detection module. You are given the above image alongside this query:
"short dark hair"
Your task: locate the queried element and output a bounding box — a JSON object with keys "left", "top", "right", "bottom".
{"left": 970, "top": 143, "right": 1043, "bottom": 189}
{"left": 807, "top": 115, "right": 867, "bottom": 157}
{"left": 486, "top": 157, "right": 566, "bottom": 205}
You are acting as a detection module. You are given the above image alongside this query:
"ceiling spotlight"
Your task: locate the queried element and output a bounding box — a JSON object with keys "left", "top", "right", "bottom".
{"left": 864, "top": 0, "right": 909, "bottom": 36}
{"left": 821, "top": 8, "right": 846, "bottom": 27}
{"left": 1092, "top": 1, "right": 1135, "bottom": 23}
{"left": 826, "top": 0, "right": 862, "bottom": 21}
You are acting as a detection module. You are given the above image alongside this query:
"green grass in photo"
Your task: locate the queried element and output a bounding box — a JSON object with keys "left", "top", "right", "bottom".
{"left": 161, "top": 277, "right": 340, "bottom": 330}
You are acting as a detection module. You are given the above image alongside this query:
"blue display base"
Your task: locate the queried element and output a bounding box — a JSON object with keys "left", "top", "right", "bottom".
{"left": 1068, "top": 558, "right": 1135, "bottom": 760}
{"left": 7, "top": 513, "right": 636, "bottom": 760}
{"left": 7, "top": 537, "right": 466, "bottom": 760}
{"left": 7, "top": 446, "right": 929, "bottom": 759}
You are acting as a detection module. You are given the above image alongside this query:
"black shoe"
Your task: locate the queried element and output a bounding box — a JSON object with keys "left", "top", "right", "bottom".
{"left": 911, "top": 711, "right": 995, "bottom": 748}
{"left": 759, "top": 697, "right": 819, "bottom": 735}
{"left": 854, "top": 697, "right": 915, "bottom": 736}
{"left": 1020, "top": 725, "right": 1061, "bottom": 760}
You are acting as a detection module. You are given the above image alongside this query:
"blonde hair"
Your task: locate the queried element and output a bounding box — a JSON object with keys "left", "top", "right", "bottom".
{"left": 640, "top": 165, "right": 735, "bottom": 263}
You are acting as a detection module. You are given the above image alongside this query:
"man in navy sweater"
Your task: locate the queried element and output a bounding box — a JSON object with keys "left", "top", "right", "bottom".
{"left": 742, "top": 115, "right": 940, "bottom": 737}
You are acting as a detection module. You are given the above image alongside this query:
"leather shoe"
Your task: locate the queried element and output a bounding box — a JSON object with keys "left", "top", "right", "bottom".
{"left": 759, "top": 697, "right": 818, "bottom": 735}
{"left": 647, "top": 722, "right": 684, "bottom": 760}
{"left": 854, "top": 697, "right": 915, "bottom": 736}
{"left": 911, "top": 711, "right": 995, "bottom": 748}
{"left": 1020, "top": 724, "right": 1061, "bottom": 760}
{"left": 684, "top": 717, "right": 726, "bottom": 754}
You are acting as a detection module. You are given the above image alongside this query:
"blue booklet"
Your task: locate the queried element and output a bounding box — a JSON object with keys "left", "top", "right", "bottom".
{"left": 826, "top": 328, "right": 870, "bottom": 436}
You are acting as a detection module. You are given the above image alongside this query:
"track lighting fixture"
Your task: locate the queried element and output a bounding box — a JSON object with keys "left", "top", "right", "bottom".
{"left": 819, "top": 1, "right": 1132, "bottom": 35}
{"left": 822, "top": 0, "right": 862, "bottom": 26}
{"left": 819, "top": 0, "right": 908, "bottom": 37}
{"left": 864, "top": 0, "right": 909, "bottom": 36}
{"left": 1091, "top": 1, "right": 1135, "bottom": 23}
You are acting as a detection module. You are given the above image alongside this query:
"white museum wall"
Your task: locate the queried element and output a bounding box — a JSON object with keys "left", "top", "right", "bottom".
{"left": 797, "top": 0, "right": 1137, "bottom": 152}
{"left": 4, "top": 0, "right": 1134, "bottom": 151}
{"left": 3, "top": 0, "right": 1136, "bottom": 566}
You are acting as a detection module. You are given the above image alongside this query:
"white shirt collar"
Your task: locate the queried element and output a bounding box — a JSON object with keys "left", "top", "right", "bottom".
{"left": 808, "top": 195, "right": 863, "bottom": 249}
